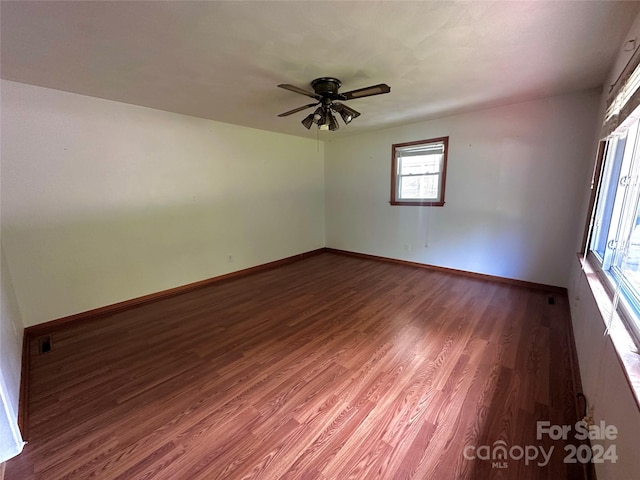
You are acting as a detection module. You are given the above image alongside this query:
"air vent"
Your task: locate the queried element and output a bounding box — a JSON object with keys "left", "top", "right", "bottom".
{"left": 38, "top": 336, "right": 52, "bottom": 354}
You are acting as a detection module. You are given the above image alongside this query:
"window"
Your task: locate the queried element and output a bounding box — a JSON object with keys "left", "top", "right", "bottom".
{"left": 587, "top": 47, "right": 640, "bottom": 349}
{"left": 589, "top": 119, "right": 640, "bottom": 347}
{"left": 390, "top": 137, "right": 448, "bottom": 206}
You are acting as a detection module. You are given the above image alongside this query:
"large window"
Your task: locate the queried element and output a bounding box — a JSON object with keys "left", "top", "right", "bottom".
{"left": 589, "top": 114, "right": 640, "bottom": 346}
{"left": 587, "top": 46, "right": 640, "bottom": 348}
{"left": 390, "top": 137, "right": 448, "bottom": 206}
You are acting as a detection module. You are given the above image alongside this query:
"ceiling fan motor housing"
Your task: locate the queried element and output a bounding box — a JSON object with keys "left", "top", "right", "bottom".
{"left": 311, "top": 77, "right": 342, "bottom": 96}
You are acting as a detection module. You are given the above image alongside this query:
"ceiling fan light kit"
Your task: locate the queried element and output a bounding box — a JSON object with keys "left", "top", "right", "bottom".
{"left": 277, "top": 77, "right": 390, "bottom": 131}
{"left": 301, "top": 113, "right": 315, "bottom": 129}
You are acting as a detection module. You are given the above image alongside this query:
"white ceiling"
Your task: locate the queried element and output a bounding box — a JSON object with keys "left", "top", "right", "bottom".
{"left": 2, "top": 1, "right": 639, "bottom": 138}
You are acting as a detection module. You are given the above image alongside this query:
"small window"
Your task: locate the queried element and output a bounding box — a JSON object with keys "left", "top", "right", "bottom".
{"left": 390, "top": 137, "right": 449, "bottom": 206}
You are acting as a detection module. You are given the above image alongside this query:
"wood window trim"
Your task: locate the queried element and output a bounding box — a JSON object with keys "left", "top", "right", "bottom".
{"left": 580, "top": 140, "right": 608, "bottom": 254}
{"left": 390, "top": 136, "right": 449, "bottom": 207}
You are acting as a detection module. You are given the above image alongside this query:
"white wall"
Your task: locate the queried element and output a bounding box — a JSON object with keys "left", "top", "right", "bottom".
{"left": 325, "top": 90, "right": 600, "bottom": 287}
{"left": 569, "top": 261, "right": 640, "bottom": 479}
{"left": 1, "top": 80, "right": 325, "bottom": 327}
{"left": 567, "top": 10, "right": 640, "bottom": 480}
{"left": 0, "top": 245, "right": 26, "bottom": 462}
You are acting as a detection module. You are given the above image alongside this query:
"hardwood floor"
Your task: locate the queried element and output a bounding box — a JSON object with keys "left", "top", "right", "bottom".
{"left": 7, "top": 253, "right": 586, "bottom": 479}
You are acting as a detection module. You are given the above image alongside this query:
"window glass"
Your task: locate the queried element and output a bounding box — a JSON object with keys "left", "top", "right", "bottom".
{"left": 399, "top": 174, "right": 439, "bottom": 199}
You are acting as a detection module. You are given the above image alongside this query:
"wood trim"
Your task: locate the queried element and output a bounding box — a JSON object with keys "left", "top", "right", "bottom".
{"left": 389, "top": 200, "right": 445, "bottom": 207}
{"left": 17, "top": 331, "right": 30, "bottom": 440}
{"left": 24, "top": 249, "right": 324, "bottom": 337}
{"left": 17, "top": 248, "right": 325, "bottom": 439}
{"left": 390, "top": 136, "right": 448, "bottom": 207}
{"left": 324, "top": 247, "right": 567, "bottom": 293}
{"left": 17, "top": 245, "right": 563, "bottom": 440}
{"left": 580, "top": 140, "right": 607, "bottom": 254}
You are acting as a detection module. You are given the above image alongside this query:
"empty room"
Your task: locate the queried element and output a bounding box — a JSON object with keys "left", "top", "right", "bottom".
{"left": 2, "top": 1, "right": 640, "bottom": 479}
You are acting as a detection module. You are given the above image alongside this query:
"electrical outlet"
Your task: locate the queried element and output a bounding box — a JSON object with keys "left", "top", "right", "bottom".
{"left": 404, "top": 244, "right": 411, "bottom": 252}
{"left": 227, "top": 255, "right": 233, "bottom": 263}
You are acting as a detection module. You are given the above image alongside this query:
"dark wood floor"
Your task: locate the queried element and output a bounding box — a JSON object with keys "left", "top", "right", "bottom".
{"left": 7, "top": 252, "right": 586, "bottom": 479}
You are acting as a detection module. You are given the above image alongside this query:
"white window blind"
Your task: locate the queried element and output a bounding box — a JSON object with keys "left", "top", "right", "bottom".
{"left": 603, "top": 46, "right": 640, "bottom": 137}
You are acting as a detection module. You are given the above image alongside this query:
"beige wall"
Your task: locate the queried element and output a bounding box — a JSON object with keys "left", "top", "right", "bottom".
{"left": 325, "top": 90, "right": 600, "bottom": 287}
{"left": 1, "top": 80, "right": 325, "bottom": 327}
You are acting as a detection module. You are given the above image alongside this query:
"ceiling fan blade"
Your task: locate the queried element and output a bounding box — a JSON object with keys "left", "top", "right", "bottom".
{"left": 342, "top": 83, "right": 391, "bottom": 100}
{"left": 278, "top": 102, "right": 319, "bottom": 117}
{"left": 278, "top": 84, "right": 321, "bottom": 100}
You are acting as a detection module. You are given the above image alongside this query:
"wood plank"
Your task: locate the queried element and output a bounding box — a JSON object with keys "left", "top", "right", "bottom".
{"left": 7, "top": 253, "right": 585, "bottom": 479}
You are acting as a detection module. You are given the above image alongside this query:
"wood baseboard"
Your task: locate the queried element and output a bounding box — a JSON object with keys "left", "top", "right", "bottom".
{"left": 563, "top": 298, "right": 597, "bottom": 480}
{"left": 24, "top": 249, "right": 324, "bottom": 337}
{"left": 323, "top": 247, "right": 567, "bottom": 294}
{"left": 17, "top": 248, "right": 324, "bottom": 438}
{"left": 17, "top": 331, "right": 30, "bottom": 441}
{"left": 10, "top": 254, "right": 583, "bottom": 478}
{"left": 17, "top": 246, "right": 564, "bottom": 439}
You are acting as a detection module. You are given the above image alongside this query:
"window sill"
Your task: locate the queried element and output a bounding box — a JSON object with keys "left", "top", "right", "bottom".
{"left": 389, "top": 201, "right": 445, "bottom": 207}
{"left": 579, "top": 255, "right": 640, "bottom": 410}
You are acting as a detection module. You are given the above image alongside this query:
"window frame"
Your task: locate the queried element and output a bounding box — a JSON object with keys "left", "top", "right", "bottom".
{"left": 390, "top": 136, "right": 449, "bottom": 207}
{"left": 586, "top": 124, "right": 640, "bottom": 349}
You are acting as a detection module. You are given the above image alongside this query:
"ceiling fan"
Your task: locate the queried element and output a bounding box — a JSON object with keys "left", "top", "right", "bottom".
{"left": 277, "top": 77, "right": 391, "bottom": 131}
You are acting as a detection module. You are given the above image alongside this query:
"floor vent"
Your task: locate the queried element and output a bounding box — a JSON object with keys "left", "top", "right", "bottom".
{"left": 38, "top": 336, "right": 53, "bottom": 354}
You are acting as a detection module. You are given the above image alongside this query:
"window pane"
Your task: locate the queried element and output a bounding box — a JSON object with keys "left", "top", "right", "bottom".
{"left": 614, "top": 120, "right": 640, "bottom": 275}
{"left": 592, "top": 136, "right": 626, "bottom": 258}
{"left": 613, "top": 197, "right": 640, "bottom": 345}
{"left": 604, "top": 122, "right": 639, "bottom": 270}
{"left": 400, "top": 174, "right": 439, "bottom": 200}
{"left": 591, "top": 121, "right": 640, "bottom": 267}
{"left": 591, "top": 138, "right": 624, "bottom": 258}
{"left": 399, "top": 154, "right": 442, "bottom": 175}
{"left": 622, "top": 203, "right": 640, "bottom": 278}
